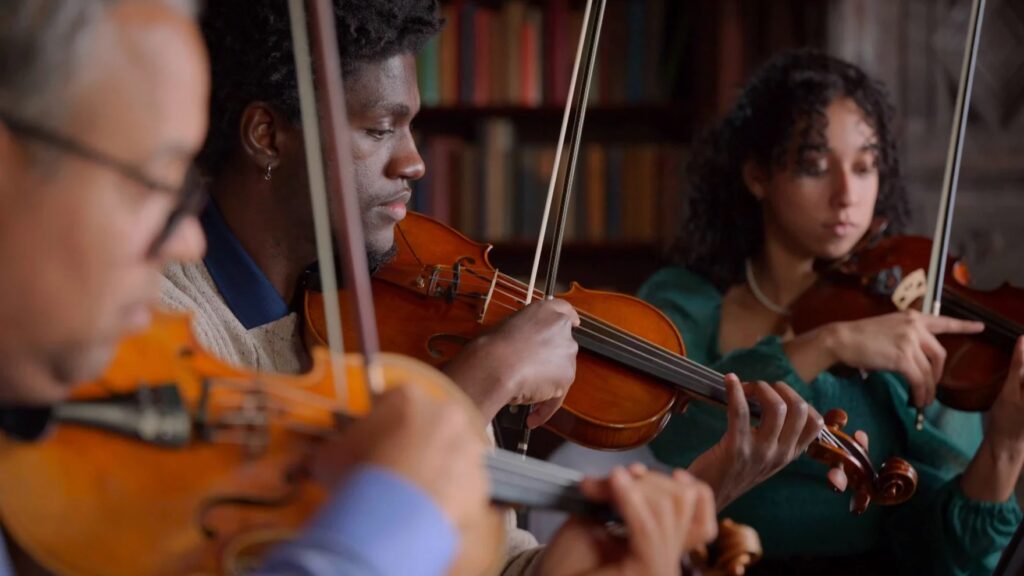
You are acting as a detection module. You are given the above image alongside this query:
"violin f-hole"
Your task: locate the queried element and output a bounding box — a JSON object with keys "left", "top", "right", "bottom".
{"left": 196, "top": 471, "right": 305, "bottom": 540}
{"left": 426, "top": 333, "right": 471, "bottom": 361}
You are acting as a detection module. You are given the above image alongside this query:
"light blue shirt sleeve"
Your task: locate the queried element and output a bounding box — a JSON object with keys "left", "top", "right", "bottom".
{"left": 253, "top": 465, "right": 457, "bottom": 576}
{"left": 0, "top": 532, "right": 11, "bottom": 576}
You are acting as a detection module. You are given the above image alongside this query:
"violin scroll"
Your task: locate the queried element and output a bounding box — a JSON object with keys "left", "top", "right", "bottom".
{"left": 806, "top": 409, "right": 917, "bottom": 515}
{"left": 688, "top": 518, "right": 763, "bottom": 576}
{"left": 875, "top": 457, "right": 920, "bottom": 506}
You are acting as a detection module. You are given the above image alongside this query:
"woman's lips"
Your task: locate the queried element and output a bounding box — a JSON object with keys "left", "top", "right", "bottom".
{"left": 824, "top": 221, "right": 856, "bottom": 237}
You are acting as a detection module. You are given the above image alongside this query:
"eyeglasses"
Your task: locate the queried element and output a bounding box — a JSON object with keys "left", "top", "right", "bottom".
{"left": 0, "top": 112, "right": 207, "bottom": 256}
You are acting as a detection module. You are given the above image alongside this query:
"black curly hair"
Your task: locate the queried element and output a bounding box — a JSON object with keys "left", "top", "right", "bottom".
{"left": 672, "top": 49, "right": 910, "bottom": 291}
{"left": 198, "top": 0, "right": 443, "bottom": 175}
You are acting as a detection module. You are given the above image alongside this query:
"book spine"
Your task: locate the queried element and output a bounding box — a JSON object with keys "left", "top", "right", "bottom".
{"left": 459, "top": 1, "right": 476, "bottom": 105}
{"left": 417, "top": 35, "right": 441, "bottom": 107}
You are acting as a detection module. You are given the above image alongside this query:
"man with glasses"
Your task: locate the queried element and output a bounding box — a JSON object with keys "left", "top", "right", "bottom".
{"left": 0, "top": 1, "right": 494, "bottom": 574}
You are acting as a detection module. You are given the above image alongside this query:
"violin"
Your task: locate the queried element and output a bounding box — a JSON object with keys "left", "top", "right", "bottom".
{"left": 302, "top": 211, "right": 919, "bottom": 514}
{"left": 791, "top": 227, "right": 1023, "bottom": 412}
{"left": 0, "top": 311, "right": 763, "bottom": 576}
{"left": 0, "top": 311, "right": 504, "bottom": 576}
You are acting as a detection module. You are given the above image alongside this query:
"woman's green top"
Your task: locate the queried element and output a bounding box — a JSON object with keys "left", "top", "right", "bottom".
{"left": 638, "top": 266, "right": 1022, "bottom": 575}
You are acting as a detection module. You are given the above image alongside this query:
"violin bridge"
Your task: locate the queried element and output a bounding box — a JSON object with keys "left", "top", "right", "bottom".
{"left": 478, "top": 268, "right": 499, "bottom": 323}
{"left": 891, "top": 268, "right": 927, "bottom": 311}
{"left": 426, "top": 266, "right": 442, "bottom": 296}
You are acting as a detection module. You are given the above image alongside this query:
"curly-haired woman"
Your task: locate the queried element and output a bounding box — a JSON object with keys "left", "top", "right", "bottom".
{"left": 637, "top": 49, "right": 1024, "bottom": 575}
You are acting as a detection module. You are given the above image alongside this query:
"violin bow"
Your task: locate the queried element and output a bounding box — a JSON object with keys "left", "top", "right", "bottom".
{"left": 525, "top": 0, "right": 608, "bottom": 303}
{"left": 288, "top": 0, "right": 385, "bottom": 402}
{"left": 918, "top": 0, "right": 986, "bottom": 428}
{"left": 517, "top": 0, "right": 607, "bottom": 454}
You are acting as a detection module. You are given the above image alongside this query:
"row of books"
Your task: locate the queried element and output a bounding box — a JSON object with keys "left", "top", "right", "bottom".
{"left": 417, "top": 0, "right": 690, "bottom": 108}
{"left": 411, "top": 119, "right": 689, "bottom": 242}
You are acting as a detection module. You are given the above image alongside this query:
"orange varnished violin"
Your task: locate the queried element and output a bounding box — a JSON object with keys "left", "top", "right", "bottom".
{"left": 0, "top": 0, "right": 506, "bottom": 573}
{"left": 0, "top": 310, "right": 507, "bottom": 576}
{"left": 0, "top": 308, "right": 767, "bottom": 576}
{"left": 0, "top": 311, "right": 767, "bottom": 576}
{"left": 303, "top": 211, "right": 919, "bottom": 514}
{"left": 0, "top": 313, "right": 764, "bottom": 574}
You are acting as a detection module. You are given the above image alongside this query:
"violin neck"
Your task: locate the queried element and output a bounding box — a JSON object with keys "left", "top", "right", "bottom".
{"left": 52, "top": 386, "right": 613, "bottom": 520}
{"left": 940, "top": 290, "right": 1023, "bottom": 343}
{"left": 486, "top": 449, "right": 615, "bottom": 522}
{"left": 571, "top": 320, "right": 764, "bottom": 420}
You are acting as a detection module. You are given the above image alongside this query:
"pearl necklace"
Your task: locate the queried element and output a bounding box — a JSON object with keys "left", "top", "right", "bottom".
{"left": 744, "top": 259, "right": 790, "bottom": 316}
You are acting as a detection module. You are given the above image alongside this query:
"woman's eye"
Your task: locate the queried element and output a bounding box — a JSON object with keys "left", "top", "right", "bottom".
{"left": 852, "top": 156, "right": 879, "bottom": 176}
{"left": 797, "top": 159, "right": 827, "bottom": 176}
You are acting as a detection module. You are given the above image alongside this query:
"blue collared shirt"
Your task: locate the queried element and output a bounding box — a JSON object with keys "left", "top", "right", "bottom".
{"left": 255, "top": 466, "right": 457, "bottom": 576}
{"left": 201, "top": 202, "right": 291, "bottom": 329}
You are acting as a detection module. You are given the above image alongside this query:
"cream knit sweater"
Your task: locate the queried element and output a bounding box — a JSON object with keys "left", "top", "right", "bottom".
{"left": 161, "top": 259, "right": 544, "bottom": 575}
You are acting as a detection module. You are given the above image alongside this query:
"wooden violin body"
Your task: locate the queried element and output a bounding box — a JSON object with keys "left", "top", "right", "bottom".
{"left": 0, "top": 311, "right": 502, "bottom": 576}
{"left": 303, "top": 211, "right": 919, "bottom": 514}
{"left": 792, "top": 234, "right": 1024, "bottom": 411}
{"left": 0, "top": 310, "right": 762, "bottom": 575}
{"left": 305, "top": 211, "right": 685, "bottom": 451}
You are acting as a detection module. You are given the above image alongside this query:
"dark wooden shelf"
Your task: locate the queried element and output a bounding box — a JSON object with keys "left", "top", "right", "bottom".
{"left": 414, "top": 103, "right": 694, "bottom": 143}
{"left": 486, "top": 240, "right": 667, "bottom": 293}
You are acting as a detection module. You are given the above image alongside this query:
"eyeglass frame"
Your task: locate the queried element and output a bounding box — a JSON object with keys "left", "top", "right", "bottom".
{"left": 0, "top": 112, "right": 207, "bottom": 256}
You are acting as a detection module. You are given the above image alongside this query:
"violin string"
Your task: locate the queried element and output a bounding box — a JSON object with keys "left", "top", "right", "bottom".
{"left": 418, "top": 267, "right": 748, "bottom": 388}
{"left": 404, "top": 263, "right": 731, "bottom": 384}
{"left": 402, "top": 268, "right": 849, "bottom": 443}
{"left": 211, "top": 369, "right": 847, "bottom": 458}
{"left": 418, "top": 282, "right": 724, "bottom": 393}
{"left": 208, "top": 375, "right": 353, "bottom": 412}
{"left": 202, "top": 380, "right": 605, "bottom": 500}
{"left": 459, "top": 279, "right": 850, "bottom": 450}
{"left": 464, "top": 269, "right": 1008, "bottom": 461}
{"left": 375, "top": 265, "right": 852, "bottom": 453}
{"left": 943, "top": 293, "right": 1022, "bottom": 340}
{"left": 249, "top": 375, "right": 604, "bottom": 490}
{"left": 480, "top": 288, "right": 730, "bottom": 394}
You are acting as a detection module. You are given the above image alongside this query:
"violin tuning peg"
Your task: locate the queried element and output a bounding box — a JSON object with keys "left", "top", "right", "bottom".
{"left": 823, "top": 408, "right": 848, "bottom": 429}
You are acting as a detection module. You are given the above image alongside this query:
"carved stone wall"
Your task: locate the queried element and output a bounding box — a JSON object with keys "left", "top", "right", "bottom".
{"left": 829, "top": 0, "right": 1024, "bottom": 288}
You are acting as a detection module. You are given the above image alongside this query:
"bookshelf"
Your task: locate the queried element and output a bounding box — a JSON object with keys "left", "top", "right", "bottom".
{"left": 413, "top": 104, "right": 692, "bottom": 143}
{"left": 411, "top": 0, "right": 827, "bottom": 295}
{"left": 486, "top": 240, "right": 663, "bottom": 294}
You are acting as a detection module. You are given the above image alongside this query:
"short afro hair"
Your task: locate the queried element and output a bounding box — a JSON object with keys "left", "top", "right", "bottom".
{"left": 198, "top": 0, "right": 443, "bottom": 175}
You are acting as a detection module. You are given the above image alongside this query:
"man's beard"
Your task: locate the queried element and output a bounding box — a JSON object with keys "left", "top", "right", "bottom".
{"left": 367, "top": 244, "right": 398, "bottom": 274}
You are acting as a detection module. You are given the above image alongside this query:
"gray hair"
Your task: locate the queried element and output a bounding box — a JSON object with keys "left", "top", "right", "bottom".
{"left": 0, "top": 0, "right": 198, "bottom": 126}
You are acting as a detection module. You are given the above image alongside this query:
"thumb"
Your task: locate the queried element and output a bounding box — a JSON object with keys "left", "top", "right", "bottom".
{"left": 527, "top": 396, "right": 565, "bottom": 428}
